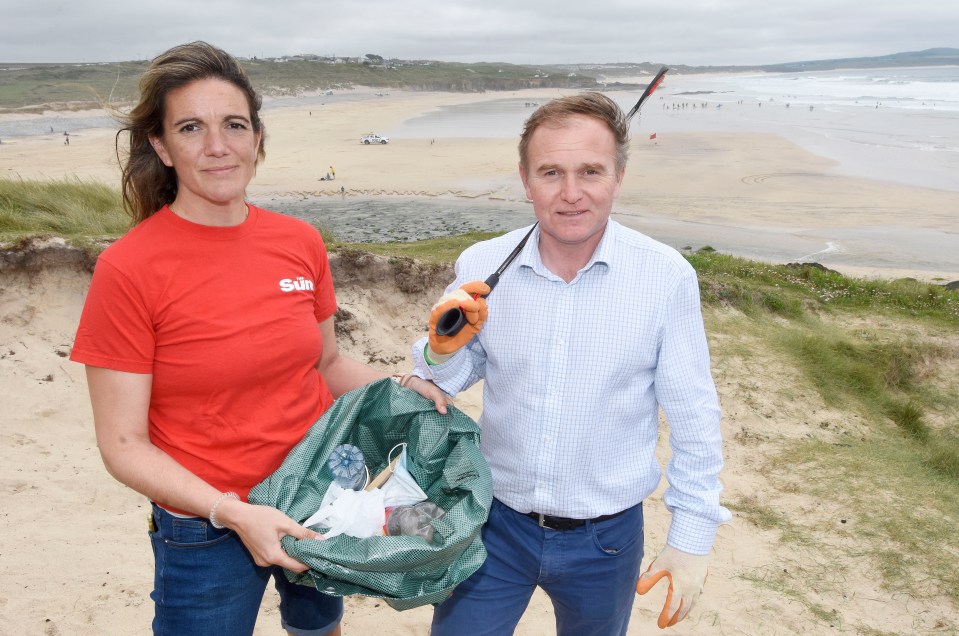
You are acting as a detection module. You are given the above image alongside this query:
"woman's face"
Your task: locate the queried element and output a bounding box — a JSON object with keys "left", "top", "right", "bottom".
{"left": 149, "top": 78, "right": 261, "bottom": 219}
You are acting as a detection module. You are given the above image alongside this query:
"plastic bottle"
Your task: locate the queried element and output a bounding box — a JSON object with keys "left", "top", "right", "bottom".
{"left": 385, "top": 501, "right": 445, "bottom": 541}
{"left": 327, "top": 444, "right": 366, "bottom": 490}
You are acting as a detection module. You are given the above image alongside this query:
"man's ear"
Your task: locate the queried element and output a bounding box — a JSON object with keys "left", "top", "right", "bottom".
{"left": 613, "top": 166, "right": 625, "bottom": 199}
{"left": 519, "top": 162, "right": 532, "bottom": 200}
{"left": 149, "top": 135, "right": 174, "bottom": 167}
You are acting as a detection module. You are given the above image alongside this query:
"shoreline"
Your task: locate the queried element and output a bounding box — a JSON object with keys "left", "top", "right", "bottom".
{"left": 1, "top": 87, "right": 957, "bottom": 283}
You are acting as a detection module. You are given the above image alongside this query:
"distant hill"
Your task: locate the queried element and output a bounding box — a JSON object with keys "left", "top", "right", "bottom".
{"left": 1, "top": 48, "right": 956, "bottom": 112}
{"left": 565, "top": 48, "right": 959, "bottom": 78}
{"left": 749, "top": 47, "right": 959, "bottom": 73}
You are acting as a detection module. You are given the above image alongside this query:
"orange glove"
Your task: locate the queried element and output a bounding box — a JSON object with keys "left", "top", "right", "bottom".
{"left": 636, "top": 546, "right": 709, "bottom": 629}
{"left": 428, "top": 281, "right": 490, "bottom": 355}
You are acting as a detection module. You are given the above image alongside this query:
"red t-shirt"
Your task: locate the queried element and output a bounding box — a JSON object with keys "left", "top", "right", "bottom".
{"left": 71, "top": 205, "right": 337, "bottom": 506}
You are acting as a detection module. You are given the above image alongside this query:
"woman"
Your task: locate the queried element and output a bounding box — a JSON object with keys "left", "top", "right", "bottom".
{"left": 71, "top": 41, "right": 444, "bottom": 635}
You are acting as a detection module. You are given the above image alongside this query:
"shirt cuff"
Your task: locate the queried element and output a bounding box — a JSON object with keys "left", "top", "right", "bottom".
{"left": 666, "top": 510, "right": 720, "bottom": 555}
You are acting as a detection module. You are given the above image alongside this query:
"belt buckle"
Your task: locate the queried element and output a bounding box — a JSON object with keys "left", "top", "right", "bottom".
{"left": 537, "top": 513, "right": 548, "bottom": 529}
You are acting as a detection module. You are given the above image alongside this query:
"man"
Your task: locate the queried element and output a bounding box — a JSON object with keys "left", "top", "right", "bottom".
{"left": 412, "top": 92, "right": 730, "bottom": 635}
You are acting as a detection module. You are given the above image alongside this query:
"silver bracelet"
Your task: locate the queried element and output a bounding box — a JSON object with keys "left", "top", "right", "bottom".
{"left": 208, "top": 491, "right": 239, "bottom": 529}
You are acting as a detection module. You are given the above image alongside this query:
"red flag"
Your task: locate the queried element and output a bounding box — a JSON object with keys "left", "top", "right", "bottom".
{"left": 649, "top": 133, "right": 657, "bottom": 140}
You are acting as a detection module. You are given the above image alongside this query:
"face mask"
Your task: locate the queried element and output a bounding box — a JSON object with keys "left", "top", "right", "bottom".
{"left": 380, "top": 445, "right": 429, "bottom": 507}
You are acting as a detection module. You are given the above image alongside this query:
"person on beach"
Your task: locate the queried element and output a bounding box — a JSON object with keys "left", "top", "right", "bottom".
{"left": 70, "top": 41, "right": 444, "bottom": 636}
{"left": 412, "top": 92, "right": 730, "bottom": 635}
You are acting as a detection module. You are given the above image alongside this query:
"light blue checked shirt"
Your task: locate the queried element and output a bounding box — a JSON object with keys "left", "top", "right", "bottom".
{"left": 412, "top": 220, "right": 731, "bottom": 554}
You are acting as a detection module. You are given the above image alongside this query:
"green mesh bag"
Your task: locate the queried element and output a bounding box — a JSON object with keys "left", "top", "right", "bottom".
{"left": 248, "top": 378, "right": 492, "bottom": 610}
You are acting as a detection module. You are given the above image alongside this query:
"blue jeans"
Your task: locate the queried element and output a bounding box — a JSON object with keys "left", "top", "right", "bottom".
{"left": 149, "top": 503, "right": 342, "bottom": 636}
{"left": 432, "top": 498, "right": 645, "bottom": 636}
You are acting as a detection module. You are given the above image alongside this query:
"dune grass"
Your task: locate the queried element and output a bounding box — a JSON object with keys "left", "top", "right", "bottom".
{"left": 336, "top": 231, "right": 502, "bottom": 265}
{"left": 0, "top": 177, "right": 129, "bottom": 246}
{"left": 704, "top": 277, "right": 958, "bottom": 629}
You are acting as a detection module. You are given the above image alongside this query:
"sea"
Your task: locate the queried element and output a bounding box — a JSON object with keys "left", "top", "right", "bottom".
{"left": 2, "top": 66, "right": 957, "bottom": 275}
{"left": 388, "top": 65, "right": 959, "bottom": 193}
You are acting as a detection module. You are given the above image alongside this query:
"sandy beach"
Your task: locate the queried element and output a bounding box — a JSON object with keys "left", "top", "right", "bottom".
{"left": 2, "top": 86, "right": 958, "bottom": 634}
{"left": 2, "top": 84, "right": 957, "bottom": 281}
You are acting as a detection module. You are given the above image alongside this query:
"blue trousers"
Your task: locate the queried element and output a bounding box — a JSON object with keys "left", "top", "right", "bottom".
{"left": 432, "top": 498, "right": 645, "bottom": 636}
{"left": 149, "top": 503, "right": 342, "bottom": 636}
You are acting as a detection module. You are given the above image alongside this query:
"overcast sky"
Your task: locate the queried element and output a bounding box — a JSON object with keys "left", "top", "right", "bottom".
{"left": 5, "top": 0, "right": 957, "bottom": 66}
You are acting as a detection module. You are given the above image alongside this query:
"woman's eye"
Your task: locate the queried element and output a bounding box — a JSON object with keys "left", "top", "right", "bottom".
{"left": 179, "top": 123, "right": 199, "bottom": 133}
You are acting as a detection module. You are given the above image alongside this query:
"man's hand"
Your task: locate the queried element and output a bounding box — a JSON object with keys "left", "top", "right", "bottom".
{"left": 428, "top": 281, "right": 490, "bottom": 355}
{"left": 636, "top": 545, "right": 709, "bottom": 628}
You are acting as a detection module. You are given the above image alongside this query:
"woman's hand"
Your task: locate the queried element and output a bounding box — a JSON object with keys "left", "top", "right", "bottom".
{"left": 215, "top": 497, "right": 321, "bottom": 573}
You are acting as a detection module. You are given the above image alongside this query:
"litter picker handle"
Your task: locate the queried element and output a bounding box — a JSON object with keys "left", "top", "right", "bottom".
{"left": 626, "top": 66, "right": 669, "bottom": 122}
{"left": 433, "top": 273, "right": 497, "bottom": 337}
{"left": 432, "top": 223, "right": 537, "bottom": 339}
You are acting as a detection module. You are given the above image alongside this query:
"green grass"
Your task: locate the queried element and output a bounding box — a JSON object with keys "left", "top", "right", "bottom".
{"left": 689, "top": 249, "right": 959, "bottom": 323}
{"left": 772, "top": 434, "right": 959, "bottom": 601}
{"left": 0, "top": 177, "right": 129, "bottom": 245}
{"left": 333, "top": 231, "right": 502, "bottom": 265}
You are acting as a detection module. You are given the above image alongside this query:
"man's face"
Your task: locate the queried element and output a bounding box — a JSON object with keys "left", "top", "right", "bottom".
{"left": 519, "top": 114, "right": 624, "bottom": 255}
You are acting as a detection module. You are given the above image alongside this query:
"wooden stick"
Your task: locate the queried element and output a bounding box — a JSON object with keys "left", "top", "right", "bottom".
{"left": 365, "top": 455, "right": 402, "bottom": 491}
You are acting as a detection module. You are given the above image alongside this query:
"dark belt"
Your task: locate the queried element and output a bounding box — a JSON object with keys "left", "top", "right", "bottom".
{"left": 525, "top": 508, "right": 628, "bottom": 531}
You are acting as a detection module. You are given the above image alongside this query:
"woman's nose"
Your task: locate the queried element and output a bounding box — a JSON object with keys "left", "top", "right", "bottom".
{"left": 204, "top": 129, "right": 228, "bottom": 156}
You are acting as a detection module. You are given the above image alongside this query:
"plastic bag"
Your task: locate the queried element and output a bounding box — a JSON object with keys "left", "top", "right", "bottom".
{"left": 302, "top": 484, "right": 386, "bottom": 539}
{"left": 385, "top": 501, "right": 446, "bottom": 541}
{"left": 249, "top": 378, "right": 493, "bottom": 610}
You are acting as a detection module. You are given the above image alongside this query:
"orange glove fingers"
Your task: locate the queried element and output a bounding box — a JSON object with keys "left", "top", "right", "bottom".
{"left": 661, "top": 595, "right": 686, "bottom": 628}
{"left": 636, "top": 568, "right": 682, "bottom": 630}
{"left": 636, "top": 566, "right": 668, "bottom": 594}
{"left": 427, "top": 282, "right": 492, "bottom": 355}
{"left": 457, "top": 298, "right": 485, "bottom": 325}
{"left": 452, "top": 281, "right": 490, "bottom": 327}
{"left": 459, "top": 281, "right": 491, "bottom": 298}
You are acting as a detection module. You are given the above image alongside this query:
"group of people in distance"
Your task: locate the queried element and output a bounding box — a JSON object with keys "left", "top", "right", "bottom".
{"left": 71, "top": 41, "right": 729, "bottom": 636}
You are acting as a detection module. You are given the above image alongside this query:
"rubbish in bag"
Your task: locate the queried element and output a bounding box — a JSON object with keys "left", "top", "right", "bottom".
{"left": 303, "top": 483, "right": 385, "bottom": 539}
{"left": 327, "top": 443, "right": 366, "bottom": 490}
{"left": 385, "top": 501, "right": 446, "bottom": 542}
{"left": 249, "top": 378, "right": 493, "bottom": 610}
{"left": 303, "top": 443, "right": 429, "bottom": 539}
{"left": 380, "top": 445, "right": 429, "bottom": 507}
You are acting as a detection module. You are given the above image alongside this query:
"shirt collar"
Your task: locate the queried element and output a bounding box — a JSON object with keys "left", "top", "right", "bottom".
{"left": 517, "top": 220, "right": 615, "bottom": 280}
